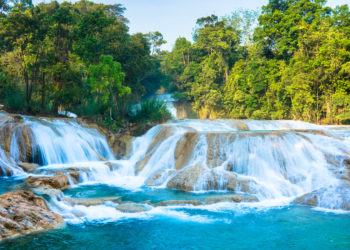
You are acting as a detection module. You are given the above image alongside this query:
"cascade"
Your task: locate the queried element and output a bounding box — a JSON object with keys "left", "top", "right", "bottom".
{"left": 0, "top": 113, "right": 115, "bottom": 178}
{"left": 1, "top": 112, "right": 350, "bottom": 213}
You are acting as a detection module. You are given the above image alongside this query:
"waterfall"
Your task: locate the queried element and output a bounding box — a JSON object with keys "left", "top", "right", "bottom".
{"left": 0, "top": 114, "right": 115, "bottom": 177}
{"left": 27, "top": 118, "right": 115, "bottom": 165}
{"left": 115, "top": 120, "right": 344, "bottom": 199}
{"left": 1, "top": 112, "right": 350, "bottom": 211}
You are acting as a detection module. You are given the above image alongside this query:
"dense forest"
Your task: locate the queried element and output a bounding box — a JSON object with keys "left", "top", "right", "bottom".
{"left": 0, "top": 0, "right": 169, "bottom": 128}
{"left": 163, "top": 0, "right": 350, "bottom": 123}
{"left": 0, "top": 0, "right": 349, "bottom": 125}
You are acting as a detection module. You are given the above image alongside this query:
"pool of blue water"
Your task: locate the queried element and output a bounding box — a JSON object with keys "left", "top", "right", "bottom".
{"left": 1, "top": 179, "right": 350, "bottom": 249}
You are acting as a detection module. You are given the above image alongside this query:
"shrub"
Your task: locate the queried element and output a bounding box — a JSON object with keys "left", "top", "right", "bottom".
{"left": 128, "top": 99, "right": 172, "bottom": 123}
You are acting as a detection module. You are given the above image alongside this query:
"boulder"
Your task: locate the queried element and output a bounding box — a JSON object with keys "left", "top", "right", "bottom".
{"left": 0, "top": 190, "right": 64, "bottom": 240}
{"left": 195, "top": 170, "right": 237, "bottom": 191}
{"left": 167, "top": 165, "right": 238, "bottom": 192}
{"left": 167, "top": 164, "right": 206, "bottom": 191}
{"left": 205, "top": 194, "right": 259, "bottom": 204}
{"left": 294, "top": 193, "right": 317, "bottom": 207}
{"left": 154, "top": 200, "right": 203, "bottom": 206}
{"left": 26, "top": 174, "right": 69, "bottom": 190}
{"left": 35, "top": 168, "right": 87, "bottom": 185}
{"left": 18, "top": 162, "right": 39, "bottom": 172}
{"left": 294, "top": 185, "right": 350, "bottom": 210}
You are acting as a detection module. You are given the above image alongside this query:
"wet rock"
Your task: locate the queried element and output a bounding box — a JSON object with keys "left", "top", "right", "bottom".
{"left": 26, "top": 174, "right": 69, "bottom": 190}
{"left": 174, "top": 132, "right": 198, "bottom": 170}
{"left": 68, "top": 172, "right": 80, "bottom": 184}
{"left": 63, "top": 196, "right": 121, "bottom": 206}
{"left": 294, "top": 185, "right": 350, "bottom": 210}
{"left": 114, "top": 203, "right": 149, "bottom": 213}
{"left": 0, "top": 114, "right": 34, "bottom": 164}
{"left": 136, "top": 126, "right": 175, "bottom": 173}
{"left": 228, "top": 120, "right": 249, "bottom": 131}
{"left": 105, "top": 161, "right": 122, "bottom": 171}
{"left": 154, "top": 200, "right": 203, "bottom": 206}
{"left": 0, "top": 190, "right": 64, "bottom": 240}
{"left": 36, "top": 168, "right": 88, "bottom": 185}
{"left": 236, "top": 178, "right": 256, "bottom": 193}
{"left": 195, "top": 169, "right": 237, "bottom": 191}
{"left": 145, "top": 169, "right": 176, "bottom": 187}
{"left": 97, "top": 154, "right": 108, "bottom": 162}
{"left": 205, "top": 194, "right": 258, "bottom": 204}
{"left": 0, "top": 163, "right": 13, "bottom": 177}
{"left": 344, "top": 159, "right": 350, "bottom": 169}
{"left": 31, "top": 187, "right": 62, "bottom": 197}
{"left": 18, "top": 162, "right": 39, "bottom": 172}
{"left": 107, "top": 134, "right": 133, "bottom": 159}
{"left": 167, "top": 164, "right": 206, "bottom": 191}
{"left": 294, "top": 193, "right": 318, "bottom": 206}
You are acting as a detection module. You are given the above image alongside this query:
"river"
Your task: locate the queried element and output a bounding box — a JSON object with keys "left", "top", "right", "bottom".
{"left": 0, "top": 112, "right": 350, "bottom": 249}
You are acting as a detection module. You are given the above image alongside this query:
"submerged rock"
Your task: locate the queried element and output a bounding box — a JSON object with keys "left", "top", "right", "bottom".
{"left": 0, "top": 190, "right": 64, "bottom": 240}
{"left": 32, "top": 187, "right": 62, "bottom": 197}
{"left": 114, "top": 203, "right": 149, "bottom": 213}
{"left": 154, "top": 200, "right": 203, "bottom": 206}
{"left": 26, "top": 174, "right": 69, "bottom": 190}
{"left": 205, "top": 194, "right": 259, "bottom": 204}
{"left": 63, "top": 196, "right": 121, "bottom": 206}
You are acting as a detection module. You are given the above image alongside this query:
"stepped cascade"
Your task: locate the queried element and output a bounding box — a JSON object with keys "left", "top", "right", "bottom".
{"left": 1, "top": 112, "right": 350, "bottom": 219}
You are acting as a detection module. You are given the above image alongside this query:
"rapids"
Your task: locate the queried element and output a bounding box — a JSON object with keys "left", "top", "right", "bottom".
{"left": 1, "top": 112, "right": 350, "bottom": 248}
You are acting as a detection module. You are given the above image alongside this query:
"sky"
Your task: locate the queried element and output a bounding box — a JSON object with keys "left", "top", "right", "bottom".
{"left": 34, "top": 0, "right": 349, "bottom": 51}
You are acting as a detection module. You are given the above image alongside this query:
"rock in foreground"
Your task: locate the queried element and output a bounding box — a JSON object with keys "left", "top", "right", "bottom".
{"left": 0, "top": 190, "right": 64, "bottom": 240}
{"left": 26, "top": 174, "right": 69, "bottom": 190}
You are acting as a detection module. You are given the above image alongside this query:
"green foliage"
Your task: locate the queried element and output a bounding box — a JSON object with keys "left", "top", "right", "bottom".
{"left": 0, "top": 0, "right": 163, "bottom": 127}
{"left": 162, "top": 3, "right": 350, "bottom": 123}
{"left": 128, "top": 99, "right": 172, "bottom": 123}
{"left": 0, "top": 0, "right": 349, "bottom": 126}
{"left": 0, "top": 82, "right": 25, "bottom": 111}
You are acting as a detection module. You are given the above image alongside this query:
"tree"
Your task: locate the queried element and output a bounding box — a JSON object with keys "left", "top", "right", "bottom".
{"left": 147, "top": 31, "right": 166, "bottom": 54}
{"left": 88, "top": 55, "right": 130, "bottom": 121}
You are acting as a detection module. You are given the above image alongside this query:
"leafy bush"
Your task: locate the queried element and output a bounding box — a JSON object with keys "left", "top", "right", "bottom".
{"left": 128, "top": 99, "right": 172, "bottom": 123}
{"left": 0, "top": 83, "right": 26, "bottom": 112}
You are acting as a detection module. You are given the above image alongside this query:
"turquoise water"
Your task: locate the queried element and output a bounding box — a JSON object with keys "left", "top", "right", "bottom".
{"left": 1, "top": 205, "right": 350, "bottom": 249}
{"left": 1, "top": 180, "right": 350, "bottom": 250}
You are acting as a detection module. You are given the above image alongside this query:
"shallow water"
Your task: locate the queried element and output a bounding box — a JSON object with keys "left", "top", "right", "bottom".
{"left": 1, "top": 180, "right": 350, "bottom": 249}
{"left": 0, "top": 199, "right": 349, "bottom": 249}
